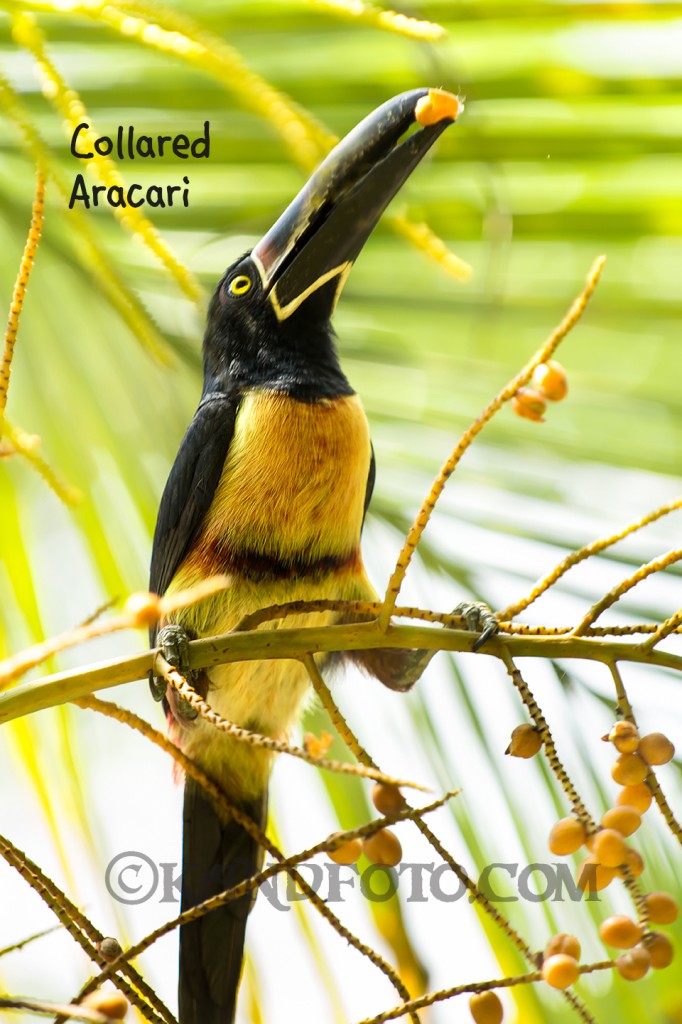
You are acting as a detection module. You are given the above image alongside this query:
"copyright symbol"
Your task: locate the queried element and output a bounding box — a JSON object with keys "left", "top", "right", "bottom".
{"left": 105, "top": 851, "right": 159, "bottom": 905}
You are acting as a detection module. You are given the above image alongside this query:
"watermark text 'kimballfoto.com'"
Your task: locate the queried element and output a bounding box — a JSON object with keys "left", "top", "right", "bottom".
{"left": 105, "top": 852, "right": 606, "bottom": 907}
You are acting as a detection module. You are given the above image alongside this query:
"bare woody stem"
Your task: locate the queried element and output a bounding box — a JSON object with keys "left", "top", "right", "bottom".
{"left": 303, "top": 651, "right": 379, "bottom": 769}
{"left": 499, "top": 648, "right": 595, "bottom": 830}
{"left": 639, "top": 604, "right": 682, "bottom": 652}
{"left": 572, "top": 548, "right": 682, "bottom": 637}
{"left": 378, "top": 255, "right": 606, "bottom": 629}
{"left": 0, "top": 168, "right": 44, "bottom": 424}
{"left": 0, "top": 997, "right": 119, "bottom": 1023}
{"left": 0, "top": 833, "right": 174, "bottom": 1024}
{"left": 88, "top": 791, "right": 457, "bottom": 973}
{"left": 75, "top": 695, "right": 420, "bottom": 1023}
{"left": 158, "top": 654, "right": 426, "bottom": 790}
{"left": 296, "top": 653, "right": 597, "bottom": 1020}
{"left": 4, "top": 623, "right": 682, "bottom": 727}
{"left": 353, "top": 963, "right": 611, "bottom": 1024}
{"left": 501, "top": 497, "right": 682, "bottom": 621}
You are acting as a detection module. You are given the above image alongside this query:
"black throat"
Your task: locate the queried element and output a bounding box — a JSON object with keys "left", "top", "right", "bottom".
{"left": 203, "top": 278, "right": 355, "bottom": 402}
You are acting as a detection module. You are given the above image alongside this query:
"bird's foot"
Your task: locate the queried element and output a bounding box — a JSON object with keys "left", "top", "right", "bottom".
{"left": 151, "top": 624, "right": 198, "bottom": 721}
{"left": 453, "top": 600, "right": 499, "bottom": 651}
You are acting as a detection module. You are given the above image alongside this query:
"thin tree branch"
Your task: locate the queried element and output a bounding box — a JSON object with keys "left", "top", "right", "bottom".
{"left": 3, "top": 622, "right": 682, "bottom": 727}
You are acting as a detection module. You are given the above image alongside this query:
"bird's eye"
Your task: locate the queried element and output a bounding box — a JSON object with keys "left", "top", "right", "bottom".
{"left": 228, "top": 275, "right": 252, "bottom": 296}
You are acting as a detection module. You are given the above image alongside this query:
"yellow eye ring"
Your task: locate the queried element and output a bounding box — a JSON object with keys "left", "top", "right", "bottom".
{"left": 229, "top": 275, "right": 252, "bottom": 296}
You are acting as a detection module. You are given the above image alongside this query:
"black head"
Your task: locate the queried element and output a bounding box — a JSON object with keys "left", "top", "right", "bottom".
{"left": 203, "top": 89, "right": 462, "bottom": 402}
{"left": 203, "top": 252, "right": 350, "bottom": 401}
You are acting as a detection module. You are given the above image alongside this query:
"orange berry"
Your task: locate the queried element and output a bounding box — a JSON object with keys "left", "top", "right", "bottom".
{"left": 363, "top": 828, "right": 402, "bottom": 867}
{"left": 638, "top": 732, "right": 675, "bottom": 766}
{"left": 611, "top": 753, "right": 648, "bottom": 786}
{"left": 304, "top": 731, "right": 333, "bottom": 759}
{"left": 511, "top": 387, "right": 546, "bottom": 423}
{"left": 123, "top": 591, "right": 161, "bottom": 626}
{"left": 532, "top": 361, "right": 569, "bottom": 402}
{"left": 615, "top": 947, "right": 651, "bottom": 981}
{"left": 592, "top": 828, "right": 629, "bottom": 868}
{"left": 616, "top": 784, "right": 652, "bottom": 814}
{"left": 601, "top": 806, "right": 641, "bottom": 837}
{"left": 549, "top": 817, "right": 586, "bottom": 856}
{"left": 506, "top": 724, "right": 542, "bottom": 758}
{"left": 584, "top": 830, "right": 598, "bottom": 853}
{"left": 82, "top": 991, "right": 128, "bottom": 1019}
{"left": 645, "top": 931, "right": 674, "bottom": 969}
{"left": 372, "top": 783, "right": 407, "bottom": 817}
{"left": 542, "top": 954, "right": 580, "bottom": 989}
{"left": 605, "top": 721, "right": 640, "bottom": 754}
{"left": 414, "top": 89, "right": 461, "bottom": 128}
{"left": 327, "top": 836, "right": 363, "bottom": 865}
{"left": 644, "top": 892, "right": 679, "bottom": 925}
{"left": 577, "top": 858, "right": 616, "bottom": 893}
{"left": 469, "top": 990, "right": 504, "bottom": 1024}
{"left": 544, "top": 933, "right": 581, "bottom": 961}
{"left": 617, "top": 848, "right": 645, "bottom": 879}
{"left": 599, "top": 915, "right": 643, "bottom": 949}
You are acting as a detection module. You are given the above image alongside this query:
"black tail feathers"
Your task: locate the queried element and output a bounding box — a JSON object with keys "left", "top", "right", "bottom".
{"left": 179, "top": 777, "right": 267, "bottom": 1024}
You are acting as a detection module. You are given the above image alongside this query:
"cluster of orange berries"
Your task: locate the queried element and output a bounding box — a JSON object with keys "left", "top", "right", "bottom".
{"left": 543, "top": 721, "right": 677, "bottom": 983}
{"left": 469, "top": 909, "right": 677, "bottom": 1023}
{"left": 605, "top": 721, "right": 674, "bottom": 784}
{"left": 467, "top": 938, "right": 588, "bottom": 1024}
{"left": 326, "top": 783, "right": 406, "bottom": 868}
{"left": 511, "top": 360, "right": 568, "bottom": 424}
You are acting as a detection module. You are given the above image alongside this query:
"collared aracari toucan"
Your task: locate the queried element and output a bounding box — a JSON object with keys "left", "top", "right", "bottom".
{"left": 149, "top": 88, "right": 496, "bottom": 1024}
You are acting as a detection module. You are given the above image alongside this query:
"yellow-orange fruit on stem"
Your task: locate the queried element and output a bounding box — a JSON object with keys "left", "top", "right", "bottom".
{"left": 363, "top": 828, "right": 402, "bottom": 867}
{"left": 645, "top": 931, "right": 674, "bottom": 969}
{"left": 601, "top": 806, "right": 641, "bottom": 837}
{"left": 532, "top": 360, "right": 569, "bottom": 401}
{"left": 577, "top": 858, "right": 616, "bottom": 892}
{"left": 549, "top": 817, "right": 586, "bottom": 855}
{"left": 469, "top": 990, "right": 504, "bottom": 1024}
{"left": 511, "top": 387, "right": 546, "bottom": 423}
{"left": 542, "top": 954, "right": 580, "bottom": 989}
{"left": 644, "top": 892, "right": 679, "bottom": 925}
{"left": 124, "top": 591, "right": 161, "bottom": 627}
{"left": 304, "top": 730, "right": 333, "bottom": 760}
{"left": 605, "top": 720, "right": 639, "bottom": 754}
{"left": 616, "top": 783, "right": 652, "bottom": 814}
{"left": 327, "top": 835, "right": 363, "bottom": 865}
{"left": 611, "top": 753, "right": 648, "bottom": 786}
{"left": 615, "top": 947, "right": 651, "bottom": 981}
{"left": 599, "top": 915, "right": 643, "bottom": 949}
{"left": 617, "top": 847, "right": 644, "bottom": 879}
{"left": 592, "top": 828, "right": 629, "bottom": 868}
{"left": 372, "top": 783, "right": 408, "bottom": 817}
{"left": 82, "top": 991, "right": 129, "bottom": 1020}
{"left": 545, "top": 933, "right": 581, "bottom": 961}
{"left": 506, "top": 724, "right": 542, "bottom": 758}
{"left": 638, "top": 732, "right": 675, "bottom": 766}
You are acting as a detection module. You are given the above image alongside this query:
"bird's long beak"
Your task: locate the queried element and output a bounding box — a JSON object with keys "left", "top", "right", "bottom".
{"left": 252, "top": 88, "right": 461, "bottom": 321}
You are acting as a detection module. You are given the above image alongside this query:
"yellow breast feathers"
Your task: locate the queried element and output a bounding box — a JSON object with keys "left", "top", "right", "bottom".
{"left": 196, "top": 389, "right": 372, "bottom": 569}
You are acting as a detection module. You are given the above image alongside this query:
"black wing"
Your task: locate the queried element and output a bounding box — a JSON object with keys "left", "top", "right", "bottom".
{"left": 150, "top": 393, "right": 239, "bottom": 610}
{"left": 362, "top": 441, "right": 376, "bottom": 526}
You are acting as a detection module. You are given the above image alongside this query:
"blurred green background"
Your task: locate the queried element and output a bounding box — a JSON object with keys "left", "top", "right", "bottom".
{"left": 0, "top": 2, "right": 681, "bottom": 1023}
